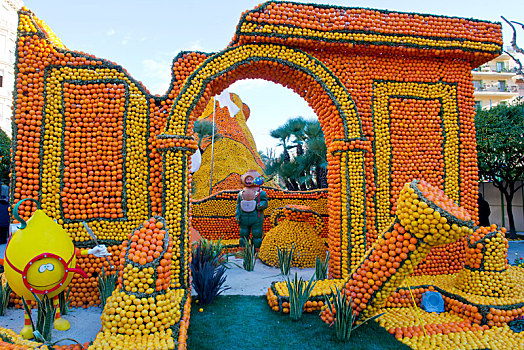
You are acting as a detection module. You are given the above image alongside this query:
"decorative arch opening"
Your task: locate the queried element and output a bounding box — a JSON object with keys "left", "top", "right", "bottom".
{"left": 157, "top": 43, "right": 369, "bottom": 279}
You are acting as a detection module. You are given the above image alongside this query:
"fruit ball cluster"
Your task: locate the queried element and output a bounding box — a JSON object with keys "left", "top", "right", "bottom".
{"left": 259, "top": 205, "right": 326, "bottom": 268}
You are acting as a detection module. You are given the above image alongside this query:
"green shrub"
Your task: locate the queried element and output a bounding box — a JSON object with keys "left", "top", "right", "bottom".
{"left": 277, "top": 244, "right": 295, "bottom": 275}
{"left": 191, "top": 242, "right": 230, "bottom": 305}
{"left": 324, "top": 285, "right": 384, "bottom": 341}
{"left": 286, "top": 273, "right": 316, "bottom": 321}
{"left": 314, "top": 252, "right": 329, "bottom": 280}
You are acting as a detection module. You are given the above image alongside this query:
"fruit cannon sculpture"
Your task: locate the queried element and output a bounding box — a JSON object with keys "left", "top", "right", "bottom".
{"left": 320, "top": 180, "right": 474, "bottom": 324}
{"left": 2, "top": 199, "right": 109, "bottom": 339}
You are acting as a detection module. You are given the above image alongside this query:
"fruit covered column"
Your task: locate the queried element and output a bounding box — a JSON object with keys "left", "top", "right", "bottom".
{"left": 156, "top": 135, "right": 198, "bottom": 291}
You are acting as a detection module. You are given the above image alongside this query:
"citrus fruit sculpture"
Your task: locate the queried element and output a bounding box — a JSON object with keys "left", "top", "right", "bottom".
{"left": 455, "top": 225, "right": 514, "bottom": 298}
{"left": 259, "top": 205, "right": 326, "bottom": 268}
{"left": 92, "top": 216, "right": 181, "bottom": 349}
{"left": 3, "top": 198, "right": 109, "bottom": 339}
{"left": 321, "top": 180, "right": 474, "bottom": 324}
{"left": 5, "top": 1, "right": 509, "bottom": 348}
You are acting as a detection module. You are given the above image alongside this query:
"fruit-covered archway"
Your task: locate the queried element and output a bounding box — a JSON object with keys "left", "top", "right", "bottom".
{"left": 156, "top": 43, "right": 368, "bottom": 280}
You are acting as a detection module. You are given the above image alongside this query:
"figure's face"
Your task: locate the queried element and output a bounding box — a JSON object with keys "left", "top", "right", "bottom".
{"left": 242, "top": 170, "right": 262, "bottom": 187}
{"left": 25, "top": 257, "right": 65, "bottom": 291}
{"left": 244, "top": 175, "right": 254, "bottom": 186}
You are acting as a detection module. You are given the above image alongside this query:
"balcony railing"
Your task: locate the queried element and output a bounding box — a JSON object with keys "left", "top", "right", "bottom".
{"left": 472, "top": 66, "right": 517, "bottom": 73}
{"left": 474, "top": 84, "right": 519, "bottom": 93}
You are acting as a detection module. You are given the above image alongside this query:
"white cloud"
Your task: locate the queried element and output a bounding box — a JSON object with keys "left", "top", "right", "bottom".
{"left": 106, "top": 28, "right": 115, "bottom": 36}
{"left": 141, "top": 55, "right": 176, "bottom": 95}
{"left": 187, "top": 40, "right": 207, "bottom": 52}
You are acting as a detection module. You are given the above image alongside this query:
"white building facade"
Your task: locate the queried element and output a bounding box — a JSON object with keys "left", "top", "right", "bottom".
{"left": 0, "top": 0, "right": 23, "bottom": 137}
{"left": 473, "top": 47, "right": 524, "bottom": 110}
{"left": 474, "top": 49, "right": 524, "bottom": 233}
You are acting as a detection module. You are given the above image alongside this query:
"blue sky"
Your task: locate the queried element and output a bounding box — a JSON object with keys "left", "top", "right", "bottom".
{"left": 24, "top": 0, "right": 524, "bottom": 151}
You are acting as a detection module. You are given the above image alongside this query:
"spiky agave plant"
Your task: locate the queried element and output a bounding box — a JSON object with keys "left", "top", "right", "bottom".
{"left": 98, "top": 267, "right": 119, "bottom": 309}
{"left": 22, "top": 293, "right": 82, "bottom": 346}
{"left": 0, "top": 282, "right": 11, "bottom": 316}
{"left": 314, "top": 251, "right": 330, "bottom": 280}
{"left": 277, "top": 244, "right": 295, "bottom": 276}
{"left": 57, "top": 288, "right": 71, "bottom": 316}
{"left": 286, "top": 273, "right": 317, "bottom": 321}
{"left": 324, "top": 285, "right": 384, "bottom": 341}
{"left": 191, "top": 242, "right": 230, "bottom": 305}
{"left": 241, "top": 238, "right": 257, "bottom": 272}
{"left": 22, "top": 294, "right": 55, "bottom": 343}
{"left": 197, "top": 238, "right": 227, "bottom": 266}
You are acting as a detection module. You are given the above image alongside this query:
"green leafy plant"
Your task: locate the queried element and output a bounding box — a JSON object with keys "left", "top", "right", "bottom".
{"left": 277, "top": 244, "right": 295, "bottom": 276}
{"left": 315, "top": 252, "right": 330, "bottom": 280}
{"left": 22, "top": 295, "right": 56, "bottom": 343}
{"left": 514, "top": 253, "right": 524, "bottom": 267}
{"left": 0, "top": 282, "right": 11, "bottom": 316}
{"left": 191, "top": 241, "right": 230, "bottom": 305}
{"left": 264, "top": 118, "right": 328, "bottom": 190}
{"left": 21, "top": 294, "right": 83, "bottom": 346}
{"left": 194, "top": 238, "right": 227, "bottom": 266}
{"left": 98, "top": 267, "right": 119, "bottom": 309}
{"left": 286, "top": 273, "right": 317, "bottom": 321}
{"left": 241, "top": 238, "right": 257, "bottom": 271}
{"left": 324, "top": 285, "right": 384, "bottom": 341}
{"left": 57, "top": 288, "right": 71, "bottom": 316}
{"left": 0, "top": 129, "right": 11, "bottom": 185}
{"left": 476, "top": 100, "right": 524, "bottom": 238}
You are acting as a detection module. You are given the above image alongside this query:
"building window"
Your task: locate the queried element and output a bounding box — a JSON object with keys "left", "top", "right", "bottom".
{"left": 498, "top": 80, "right": 506, "bottom": 92}
{"left": 496, "top": 62, "right": 505, "bottom": 72}
{"left": 473, "top": 80, "right": 482, "bottom": 90}
{"left": 474, "top": 101, "right": 482, "bottom": 110}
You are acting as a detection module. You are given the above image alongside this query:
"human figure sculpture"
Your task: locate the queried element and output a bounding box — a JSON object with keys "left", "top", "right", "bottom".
{"left": 235, "top": 170, "right": 268, "bottom": 249}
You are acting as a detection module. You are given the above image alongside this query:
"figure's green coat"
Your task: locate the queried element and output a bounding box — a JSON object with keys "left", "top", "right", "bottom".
{"left": 235, "top": 190, "right": 268, "bottom": 248}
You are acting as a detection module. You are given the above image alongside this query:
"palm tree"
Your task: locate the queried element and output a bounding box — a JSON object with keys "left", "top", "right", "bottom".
{"left": 267, "top": 118, "right": 328, "bottom": 190}
{"left": 278, "top": 161, "right": 301, "bottom": 191}
{"left": 303, "top": 121, "right": 328, "bottom": 188}
{"left": 286, "top": 117, "right": 307, "bottom": 156}
{"left": 307, "top": 137, "right": 328, "bottom": 188}
{"left": 269, "top": 126, "right": 293, "bottom": 162}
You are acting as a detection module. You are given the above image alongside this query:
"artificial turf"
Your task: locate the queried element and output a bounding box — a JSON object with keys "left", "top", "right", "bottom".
{"left": 187, "top": 295, "right": 410, "bottom": 350}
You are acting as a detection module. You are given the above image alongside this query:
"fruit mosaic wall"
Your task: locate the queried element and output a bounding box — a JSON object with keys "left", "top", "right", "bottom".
{"left": 5, "top": 1, "right": 508, "bottom": 349}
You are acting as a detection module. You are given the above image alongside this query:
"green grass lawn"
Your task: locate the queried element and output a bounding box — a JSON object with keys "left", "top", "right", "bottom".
{"left": 187, "top": 295, "right": 410, "bottom": 350}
